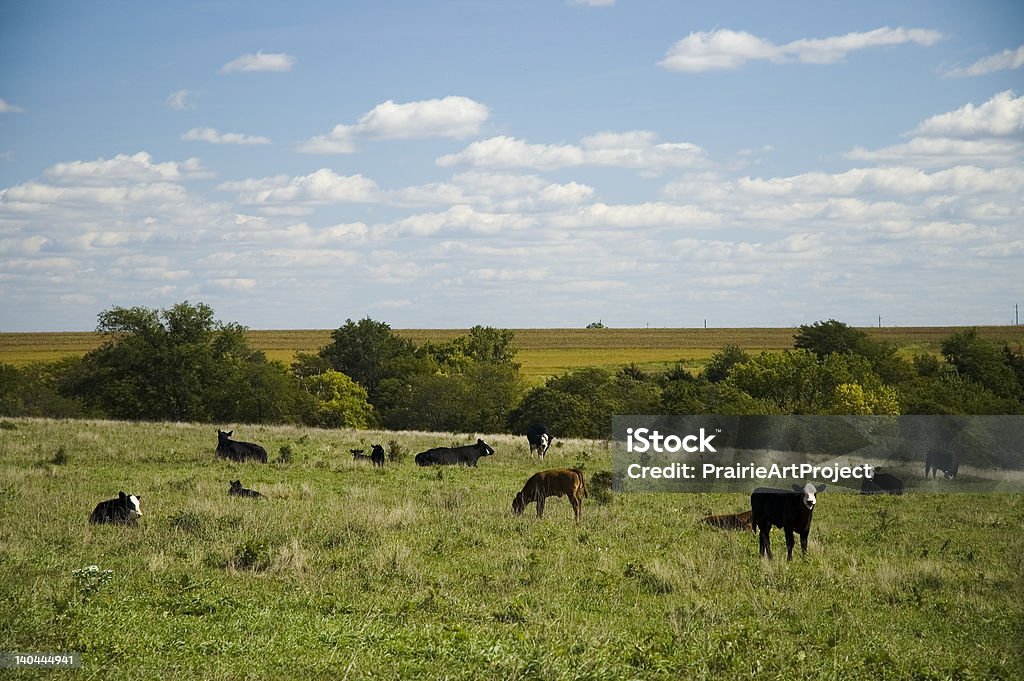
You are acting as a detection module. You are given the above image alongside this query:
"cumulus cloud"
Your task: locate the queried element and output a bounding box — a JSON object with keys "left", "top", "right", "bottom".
{"left": 220, "top": 51, "right": 296, "bottom": 73}
{"left": 182, "top": 127, "right": 271, "bottom": 145}
{"left": 298, "top": 96, "right": 489, "bottom": 154}
{"left": 659, "top": 26, "right": 943, "bottom": 72}
{"left": 231, "top": 168, "right": 379, "bottom": 205}
{"left": 165, "top": 89, "right": 196, "bottom": 111}
{"left": 0, "top": 98, "right": 25, "bottom": 113}
{"left": 945, "top": 45, "right": 1024, "bottom": 78}
{"left": 911, "top": 90, "right": 1024, "bottom": 138}
{"left": 43, "top": 152, "right": 210, "bottom": 184}
{"left": 437, "top": 130, "right": 705, "bottom": 172}
{"left": 844, "top": 91, "right": 1024, "bottom": 168}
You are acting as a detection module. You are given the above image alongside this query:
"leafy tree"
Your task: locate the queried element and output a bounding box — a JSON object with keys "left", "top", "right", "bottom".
{"left": 0, "top": 360, "right": 90, "bottom": 417}
{"left": 702, "top": 345, "right": 750, "bottom": 383}
{"left": 897, "top": 375, "right": 1022, "bottom": 415}
{"left": 941, "top": 328, "right": 1022, "bottom": 400}
{"left": 67, "top": 301, "right": 298, "bottom": 423}
{"left": 298, "top": 369, "right": 377, "bottom": 428}
{"left": 319, "top": 318, "right": 424, "bottom": 401}
{"left": 661, "top": 379, "right": 776, "bottom": 415}
{"left": 422, "top": 326, "right": 520, "bottom": 371}
{"left": 794, "top": 319, "right": 913, "bottom": 384}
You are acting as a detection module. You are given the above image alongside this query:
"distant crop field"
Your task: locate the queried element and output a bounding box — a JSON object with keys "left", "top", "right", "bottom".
{"left": 2, "top": 327, "right": 1022, "bottom": 384}
{"left": 0, "top": 418, "right": 1020, "bottom": 679}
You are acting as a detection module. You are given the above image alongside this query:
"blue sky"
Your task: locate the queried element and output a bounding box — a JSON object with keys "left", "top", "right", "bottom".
{"left": 1, "top": 0, "right": 1022, "bottom": 331}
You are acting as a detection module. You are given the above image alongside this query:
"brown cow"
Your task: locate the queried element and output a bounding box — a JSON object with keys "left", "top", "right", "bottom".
{"left": 512, "top": 468, "right": 587, "bottom": 522}
{"left": 702, "top": 510, "right": 754, "bottom": 530}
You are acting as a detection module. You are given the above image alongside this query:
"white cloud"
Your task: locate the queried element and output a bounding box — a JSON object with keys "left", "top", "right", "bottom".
{"left": 912, "top": 90, "right": 1024, "bottom": 138}
{"left": 232, "top": 168, "right": 379, "bottom": 205}
{"left": 182, "top": 127, "right": 271, "bottom": 145}
{"left": 437, "top": 131, "right": 705, "bottom": 172}
{"left": 0, "top": 98, "right": 25, "bottom": 113}
{"left": 659, "top": 26, "right": 943, "bottom": 72}
{"left": 165, "top": 89, "right": 196, "bottom": 111}
{"left": 44, "top": 152, "right": 209, "bottom": 184}
{"left": 945, "top": 45, "right": 1024, "bottom": 78}
{"left": 298, "top": 96, "right": 489, "bottom": 154}
{"left": 220, "top": 51, "right": 296, "bottom": 73}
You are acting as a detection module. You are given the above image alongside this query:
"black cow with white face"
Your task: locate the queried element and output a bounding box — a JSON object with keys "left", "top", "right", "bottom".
{"left": 414, "top": 439, "right": 495, "bottom": 467}
{"left": 89, "top": 491, "right": 142, "bottom": 526}
{"left": 750, "top": 483, "right": 825, "bottom": 560}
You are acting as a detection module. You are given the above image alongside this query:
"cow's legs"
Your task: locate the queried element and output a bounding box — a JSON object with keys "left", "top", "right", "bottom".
{"left": 799, "top": 530, "right": 809, "bottom": 556}
{"left": 758, "top": 525, "right": 772, "bottom": 559}
{"left": 785, "top": 528, "right": 796, "bottom": 561}
{"left": 570, "top": 495, "right": 581, "bottom": 522}
{"left": 536, "top": 497, "right": 545, "bottom": 518}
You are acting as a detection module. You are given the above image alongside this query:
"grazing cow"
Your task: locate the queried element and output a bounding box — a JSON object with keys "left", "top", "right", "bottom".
{"left": 216, "top": 430, "right": 268, "bottom": 463}
{"left": 89, "top": 491, "right": 142, "bottom": 526}
{"left": 414, "top": 439, "right": 495, "bottom": 467}
{"left": 750, "top": 483, "right": 826, "bottom": 560}
{"left": 512, "top": 468, "right": 587, "bottom": 522}
{"left": 228, "top": 480, "right": 265, "bottom": 499}
{"left": 702, "top": 510, "right": 754, "bottom": 530}
{"left": 526, "top": 423, "right": 552, "bottom": 459}
{"left": 925, "top": 450, "right": 959, "bottom": 479}
{"left": 352, "top": 444, "right": 386, "bottom": 468}
{"left": 860, "top": 469, "right": 904, "bottom": 495}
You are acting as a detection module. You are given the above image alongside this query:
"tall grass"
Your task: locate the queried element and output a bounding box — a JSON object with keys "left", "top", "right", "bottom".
{"left": 0, "top": 418, "right": 1021, "bottom": 679}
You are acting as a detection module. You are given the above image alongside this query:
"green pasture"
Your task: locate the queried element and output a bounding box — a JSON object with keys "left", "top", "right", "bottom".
{"left": 1, "top": 418, "right": 1021, "bottom": 679}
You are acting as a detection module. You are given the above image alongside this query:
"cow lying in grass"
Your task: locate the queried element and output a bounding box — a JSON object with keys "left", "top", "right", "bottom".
{"left": 352, "top": 444, "right": 386, "bottom": 467}
{"left": 229, "top": 480, "right": 265, "bottom": 499}
{"left": 750, "top": 483, "right": 825, "bottom": 560}
{"left": 216, "top": 430, "right": 268, "bottom": 463}
{"left": 860, "top": 469, "right": 904, "bottom": 495}
{"left": 702, "top": 510, "right": 754, "bottom": 530}
{"left": 89, "top": 491, "right": 142, "bottom": 526}
{"left": 512, "top": 468, "right": 587, "bottom": 522}
{"left": 414, "top": 439, "right": 495, "bottom": 467}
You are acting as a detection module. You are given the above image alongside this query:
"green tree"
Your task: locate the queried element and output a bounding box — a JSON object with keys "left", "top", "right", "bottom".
{"left": 941, "top": 328, "right": 1022, "bottom": 400}
{"left": 794, "top": 319, "right": 913, "bottom": 384}
{"left": 299, "top": 370, "right": 377, "bottom": 428}
{"left": 319, "top": 318, "right": 424, "bottom": 400}
{"left": 702, "top": 345, "right": 750, "bottom": 383}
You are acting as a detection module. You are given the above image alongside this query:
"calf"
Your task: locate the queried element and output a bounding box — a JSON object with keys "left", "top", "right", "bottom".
{"left": 228, "top": 480, "right": 265, "bottom": 499}
{"left": 216, "top": 429, "right": 268, "bottom": 463}
{"left": 512, "top": 468, "right": 587, "bottom": 522}
{"left": 702, "top": 510, "right": 754, "bottom": 530}
{"left": 414, "top": 439, "right": 495, "bottom": 467}
{"left": 352, "top": 444, "right": 386, "bottom": 467}
{"left": 925, "top": 450, "right": 959, "bottom": 479}
{"left": 861, "top": 470, "right": 904, "bottom": 495}
{"left": 89, "top": 491, "right": 142, "bottom": 526}
{"left": 750, "top": 483, "right": 826, "bottom": 560}
{"left": 526, "top": 423, "right": 552, "bottom": 458}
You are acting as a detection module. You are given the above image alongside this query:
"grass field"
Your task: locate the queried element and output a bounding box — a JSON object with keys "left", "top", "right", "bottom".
{"left": 2, "top": 326, "right": 1022, "bottom": 383}
{"left": 1, "top": 418, "right": 1021, "bottom": 679}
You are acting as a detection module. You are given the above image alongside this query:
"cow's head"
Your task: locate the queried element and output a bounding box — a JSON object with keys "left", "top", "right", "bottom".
{"left": 229, "top": 480, "right": 242, "bottom": 492}
{"left": 944, "top": 462, "right": 959, "bottom": 479}
{"left": 476, "top": 439, "right": 495, "bottom": 457}
{"left": 218, "top": 429, "right": 233, "bottom": 440}
{"left": 119, "top": 491, "right": 142, "bottom": 517}
{"left": 512, "top": 492, "right": 526, "bottom": 516}
{"left": 371, "top": 444, "right": 386, "bottom": 457}
{"left": 791, "top": 483, "right": 825, "bottom": 511}
{"left": 539, "top": 434, "right": 551, "bottom": 455}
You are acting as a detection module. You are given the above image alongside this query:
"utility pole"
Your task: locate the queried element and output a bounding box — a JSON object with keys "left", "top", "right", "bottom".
{"left": 878, "top": 315, "right": 881, "bottom": 328}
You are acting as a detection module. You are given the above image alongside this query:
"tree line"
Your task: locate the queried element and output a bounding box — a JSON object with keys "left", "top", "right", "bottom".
{"left": 2, "top": 302, "right": 1022, "bottom": 437}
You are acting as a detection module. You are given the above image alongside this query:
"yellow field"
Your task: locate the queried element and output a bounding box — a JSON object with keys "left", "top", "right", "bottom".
{"left": 2, "top": 326, "right": 1022, "bottom": 384}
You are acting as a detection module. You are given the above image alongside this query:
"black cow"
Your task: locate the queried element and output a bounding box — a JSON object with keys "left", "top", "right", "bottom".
{"left": 925, "top": 450, "right": 959, "bottom": 479}
{"left": 229, "top": 480, "right": 265, "bottom": 499}
{"left": 414, "top": 439, "right": 495, "bottom": 467}
{"left": 750, "top": 483, "right": 825, "bottom": 560}
{"left": 526, "top": 423, "right": 552, "bottom": 458}
{"left": 89, "top": 491, "right": 142, "bottom": 526}
{"left": 216, "top": 430, "right": 268, "bottom": 463}
{"left": 860, "top": 469, "right": 904, "bottom": 495}
{"left": 352, "top": 444, "right": 386, "bottom": 468}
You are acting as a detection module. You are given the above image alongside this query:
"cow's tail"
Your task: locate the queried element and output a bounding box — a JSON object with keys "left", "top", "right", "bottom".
{"left": 573, "top": 468, "right": 587, "bottom": 497}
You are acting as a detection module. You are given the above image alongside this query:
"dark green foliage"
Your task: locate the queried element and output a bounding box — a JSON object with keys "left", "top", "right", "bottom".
{"left": 942, "top": 328, "right": 1023, "bottom": 400}
{"left": 702, "top": 344, "right": 750, "bottom": 383}
{"left": 795, "top": 319, "right": 914, "bottom": 384}
{"left": 0, "top": 359, "right": 89, "bottom": 417}
{"left": 66, "top": 301, "right": 301, "bottom": 423}
{"left": 318, "top": 318, "right": 422, "bottom": 400}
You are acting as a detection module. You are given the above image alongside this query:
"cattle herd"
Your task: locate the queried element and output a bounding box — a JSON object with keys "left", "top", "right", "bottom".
{"left": 89, "top": 423, "right": 960, "bottom": 560}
